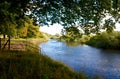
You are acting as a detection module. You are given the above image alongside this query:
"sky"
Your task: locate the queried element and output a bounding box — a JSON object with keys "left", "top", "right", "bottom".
{"left": 40, "top": 24, "right": 120, "bottom": 35}
{"left": 40, "top": 17, "right": 120, "bottom": 35}
{"left": 40, "top": 23, "right": 120, "bottom": 35}
{"left": 40, "top": 23, "right": 63, "bottom": 35}
{"left": 115, "top": 23, "right": 120, "bottom": 31}
{"left": 102, "top": 15, "right": 120, "bottom": 31}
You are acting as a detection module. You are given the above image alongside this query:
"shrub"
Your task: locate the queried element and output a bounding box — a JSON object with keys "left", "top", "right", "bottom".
{"left": 87, "top": 31, "right": 120, "bottom": 49}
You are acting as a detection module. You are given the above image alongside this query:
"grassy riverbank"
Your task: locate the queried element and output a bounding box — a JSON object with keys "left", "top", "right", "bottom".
{"left": 0, "top": 50, "right": 89, "bottom": 79}
{"left": 0, "top": 38, "right": 91, "bottom": 79}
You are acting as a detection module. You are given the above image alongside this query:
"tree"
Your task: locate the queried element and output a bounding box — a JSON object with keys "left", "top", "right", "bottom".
{"left": 62, "top": 26, "right": 82, "bottom": 41}
{"left": 0, "top": 0, "right": 30, "bottom": 36}
{"left": 29, "top": 0, "right": 120, "bottom": 34}
{"left": 0, "top": 1, "right": 17, "bottom": 36}
{"left": 27, "top": 22, "right": 40, "bottom": 38}
{"left": 0, "top": 0, "right": 120, "bottom": 36}
{"left": 102, "top": 19, "right": 115, "bottom": 33}
{"left": 17, "top": 17, "right": 41, "bottom": 38}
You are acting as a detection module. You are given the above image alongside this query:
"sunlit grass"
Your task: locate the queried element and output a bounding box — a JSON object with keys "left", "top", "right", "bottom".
{"left": 0, "top": 38, "right": 48, "bottom": 51}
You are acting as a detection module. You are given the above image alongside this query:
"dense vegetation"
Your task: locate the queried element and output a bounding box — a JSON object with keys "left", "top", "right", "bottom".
{"left": 59, "top": 29, "right": 120, "bottom": 50}
{"left": 17, "top": 17, "right": 42, "bottom": 38}
{"left": 59, "top": 26, "right": 90, "bottom": 45}
{"left": 60, "top": 27, "right": 82, "bottom": 42}
{"left": 87, "top": 31, "right": 120, "bottom": 49}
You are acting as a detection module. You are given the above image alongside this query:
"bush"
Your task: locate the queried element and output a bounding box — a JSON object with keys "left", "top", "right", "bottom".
{"left": 87, "top": 31, "right": 120, "bottom": 49}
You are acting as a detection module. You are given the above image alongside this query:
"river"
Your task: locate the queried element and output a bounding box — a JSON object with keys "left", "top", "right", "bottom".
{"left": 40, "top": 39, "right": 120, "bottom": 79}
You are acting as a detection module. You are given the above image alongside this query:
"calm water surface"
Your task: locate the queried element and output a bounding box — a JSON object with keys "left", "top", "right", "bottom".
{"left": 40, "top": 39, "right": 120, "bottom": 79}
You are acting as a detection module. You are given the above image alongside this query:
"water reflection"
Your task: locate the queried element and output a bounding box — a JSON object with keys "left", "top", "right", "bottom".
{"left": 40, "top": 39, "right": 120, "bottom": 79}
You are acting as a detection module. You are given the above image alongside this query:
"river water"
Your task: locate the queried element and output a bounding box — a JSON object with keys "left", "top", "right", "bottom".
{"left": 40, "top": 39, "right": 120, "bottom": 79}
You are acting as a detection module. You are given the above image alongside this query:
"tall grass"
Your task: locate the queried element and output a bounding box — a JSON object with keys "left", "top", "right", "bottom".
{"left": 0, "top": 50, "right": 88, "bottom": 79}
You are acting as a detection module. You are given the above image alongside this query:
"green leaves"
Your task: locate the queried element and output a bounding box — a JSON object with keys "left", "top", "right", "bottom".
{"left": 0, "top": 0, "right": 120, "bottom": 36}
{"left": 0, "top": 0, "right": 30, "bottom": 36}
{"left": 63, "top": 26, "right": 82, "bottom": 42}
{"left": 29, "top": 0, "right": 118, "bottom": 34}
{"left": 102, "top": 19, "right": 115, "bottom": 33}
{"left": 87, "top": 31, "right": 120, "bottom": 49}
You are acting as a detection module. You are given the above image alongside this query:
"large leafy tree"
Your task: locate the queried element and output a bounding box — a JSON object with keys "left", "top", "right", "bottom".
{"left": 0, "top": 0, "right": 120, "bottom": 35}
{"left": 64, "top": 26, "right": 82, "bottom": 41}
{"left": 0, "top": 0, "right": 29, "bottom": 36}
{"left": 17, "top": 17, "right": 41, "bottom": 38}
{"left": 28, "top": 0, "right": 120, "bottom": 33}
{"left": 0, "top": 1, "right": 16, "bottom": 36}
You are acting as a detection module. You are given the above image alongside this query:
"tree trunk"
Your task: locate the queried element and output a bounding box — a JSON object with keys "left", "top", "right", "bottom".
{"left": 2, "top": 35, "right": 11, "bottom": 50}
{"left": 3, "top": 34, "right": 5, "bottom": 39}
{"left": 8, "top": 35, "right": 10, "bottom": 50}
{"left": 0, "top": 38, "right": 1, "bottom": 50}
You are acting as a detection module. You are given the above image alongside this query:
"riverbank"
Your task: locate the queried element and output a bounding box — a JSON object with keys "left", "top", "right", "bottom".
{"left": 40, "top": 39, "right": 120, "bottom": 79}
{"left": 0, "top": 50, "right": 88, "bottom": 79}
{"left": 0, "top": 38, "right": 91, "bottom": 79}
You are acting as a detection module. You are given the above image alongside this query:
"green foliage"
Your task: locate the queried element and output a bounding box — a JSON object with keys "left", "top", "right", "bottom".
{"left": 29, "top": 0, "right": 120, "bottom": 34}
{"left": 17, "top": 27, "right": 28, "bottom": 38}
{"left": 61, "top": 26, "right": 82, "bottom": 42}
{"left": 27, "top": 25, "right": 40, "bottom": 38}
{"left": 50, "top": 34, "right": 60, "bottom": 39}
{"left": 79, "top": 35, "right": 90, "bottom": 44}
{"left": 0, "top": 0, "right": 120, "bottom": 36}
{"left": 16, "top": 17, "right": 42, "bottom": 38}
{"left": 0, "top": 0, "right": 30, "bottom": 36}
{"left": 87, "top": 31, "right": 120, "bottom": 49}
{"left": 102, "top": 19, "right": 115, "bottom": 33}
{"left": 0, "top": 1, "right": 17, "bottom": 36}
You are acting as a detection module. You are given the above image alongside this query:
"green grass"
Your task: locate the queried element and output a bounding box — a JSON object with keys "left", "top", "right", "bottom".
{"left": 0, "top": 50, "right": 89, "bottom": 79}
